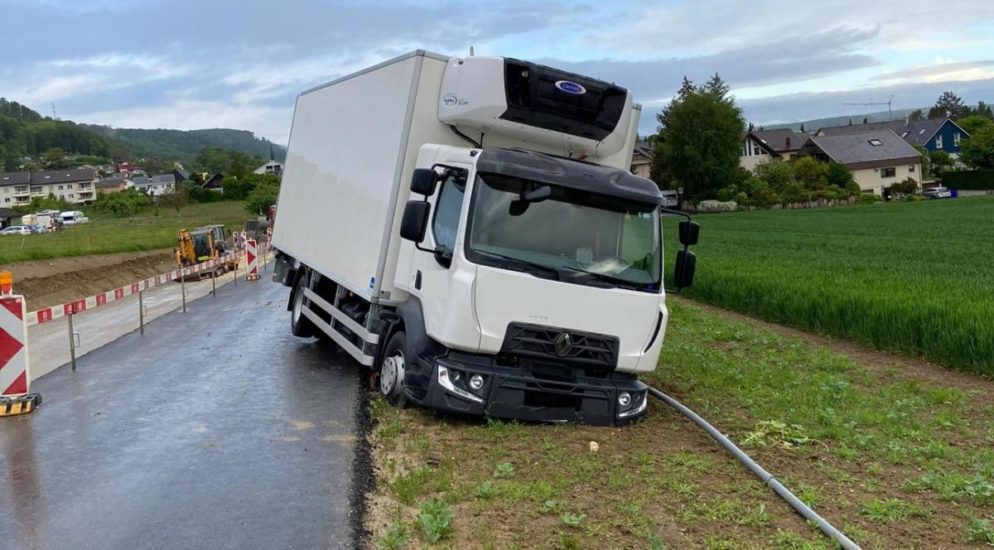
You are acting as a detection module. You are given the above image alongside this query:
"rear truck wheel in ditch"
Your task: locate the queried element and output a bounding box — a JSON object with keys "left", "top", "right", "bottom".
{"left": 379, "top": 331, "right": 409, "bottom": 408}
{"left": 290, "top": 272, "right": 316, "bottom": 338}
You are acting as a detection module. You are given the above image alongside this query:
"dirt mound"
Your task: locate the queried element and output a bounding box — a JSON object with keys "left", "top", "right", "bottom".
{"left": 2, "top": 250, "right": 178, "bottom": 310}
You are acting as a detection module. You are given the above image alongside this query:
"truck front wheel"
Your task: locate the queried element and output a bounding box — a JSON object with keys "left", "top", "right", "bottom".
{"left": 290, "top": 273, "right": 315, "bottom": 337}
{"left": 379, "top": 331, "right": 409, "bottom": 407}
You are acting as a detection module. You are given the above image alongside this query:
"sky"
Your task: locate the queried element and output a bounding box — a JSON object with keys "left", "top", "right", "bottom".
{"left": 3, "top": 0, "right": 993, "bottom": 144}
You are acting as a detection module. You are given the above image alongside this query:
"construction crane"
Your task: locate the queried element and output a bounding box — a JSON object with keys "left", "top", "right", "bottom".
{"left": 842, "top": 95, "right": 894, "bottom": 121}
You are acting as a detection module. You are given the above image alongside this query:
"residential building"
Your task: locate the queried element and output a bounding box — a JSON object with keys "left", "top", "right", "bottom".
{"left": 740, "top": 132, "right": 778, "bottom": 171}
{"left": 0, "top": 168, "right": 98, "bottom": 205}
{"left": 95, "top": 175, "right": 130, "bottom": 195}
{"left": 750, "top": 128, "right": 806, "bottom": 160}
{"left": 0, "top": 207, "right": 20, "bottom": 228}
{"left": 133, "top": 174, "right": 177, "bottom": 197}
{"left": 630, "top": 141, "right": 654, "bottom": 179}
{"left": 796, "top": 130, "right": 923, "bottom": 196}
{"left": 815, "top": 118, "right": 970, "bottom": 156}
{"left": 254, "top": 160, "right": 284, "bottom": 175}
{"left": 200, "top": 173, "right": 224, "bottom": 191}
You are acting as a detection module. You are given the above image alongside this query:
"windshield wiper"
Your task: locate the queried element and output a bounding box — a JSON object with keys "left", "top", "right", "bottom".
{"left": 560, "top": 266, "right": 643, "bottom": 290}
{"left": 476, "top": 251, "right": 560, "bottom": 281}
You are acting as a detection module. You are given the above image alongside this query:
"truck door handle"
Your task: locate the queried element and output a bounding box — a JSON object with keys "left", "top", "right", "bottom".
{"left": 415, "top": 270, "right": 422, "bottom": 290}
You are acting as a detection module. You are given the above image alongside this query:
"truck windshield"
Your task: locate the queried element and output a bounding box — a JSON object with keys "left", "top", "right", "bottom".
{"left": 466, "top": 173, "right": 661, "bottom": 292}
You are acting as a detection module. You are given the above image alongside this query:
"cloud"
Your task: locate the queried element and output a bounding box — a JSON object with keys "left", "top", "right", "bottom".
{"left": 2, "top": 0, "right": 993, "bottom": 145}
{"left": 874, "top": 60, "right": 994, "bottom": 84}
{"left": 545, "top": 27, "right": 880, "bottom": 106}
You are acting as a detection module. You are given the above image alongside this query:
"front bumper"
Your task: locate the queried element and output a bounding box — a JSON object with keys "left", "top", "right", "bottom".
{"left": 415, "top": 352, "right": 648, "bottom": 426}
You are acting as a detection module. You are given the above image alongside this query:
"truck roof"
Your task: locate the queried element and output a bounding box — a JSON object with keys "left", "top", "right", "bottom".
{"left": 476, "top": 148, "right": 662, "bottom": 205}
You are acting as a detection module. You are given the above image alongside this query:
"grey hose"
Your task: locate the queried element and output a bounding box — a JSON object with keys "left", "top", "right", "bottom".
{"left": 646, "top": 387, "right": 861, "bottom": 550}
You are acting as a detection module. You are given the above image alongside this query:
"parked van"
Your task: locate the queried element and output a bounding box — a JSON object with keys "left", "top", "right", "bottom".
{"left": 59, "top": 211, "right": 89, "bottom": 225}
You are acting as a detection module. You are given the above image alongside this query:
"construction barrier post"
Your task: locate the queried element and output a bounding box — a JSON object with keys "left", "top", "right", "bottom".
{"left": 245, "top": 239, "right": 260, "bottom": 281}
{"left": 0, "top": 291, "right": 41, "bottom": 416}
{"left": 233, "top": 253, "right": 238, "bottom": 287}
{"left": 181, "top": 268, "right": 187, "bottom": 312}
{"left": 67, "top": 306, "right": 79, "bottom": 371}
{"left": 139, "top": 287, "right": 145, "bottom": 335}
{"left": 211, "top": 266, "right": 217, "bottom": 297}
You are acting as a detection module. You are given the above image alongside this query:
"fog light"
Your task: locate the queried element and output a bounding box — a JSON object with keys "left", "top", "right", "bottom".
{"left": 618, "top": 392, "right": 632, "bottom": 407}
{"left": 469, "top": 375, "right": 484, "bottom": 391}
{"left": 450, "top": 370, "right": 461, "bottom": 382}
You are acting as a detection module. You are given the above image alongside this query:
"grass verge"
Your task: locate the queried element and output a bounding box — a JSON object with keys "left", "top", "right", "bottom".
{"left": 0, "top": 201, "right": 252, "bottom": 263}
{"left": 368, "top": 300, "right": 994, "bottom": 548}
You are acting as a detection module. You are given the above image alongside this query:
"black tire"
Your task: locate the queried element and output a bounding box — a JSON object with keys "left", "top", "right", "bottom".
{"left": 290, "top": 272, "right": 316, "bottom": 337}
{"left": 379, "top": 331, "right": 409, "bottom": 407}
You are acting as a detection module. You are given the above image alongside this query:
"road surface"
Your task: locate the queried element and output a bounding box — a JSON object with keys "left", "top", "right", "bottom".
{"left": 0, "top": 278, "right": 365, "bottom": 550}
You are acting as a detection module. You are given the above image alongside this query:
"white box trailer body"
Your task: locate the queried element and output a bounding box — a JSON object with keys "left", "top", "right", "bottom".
{"left": 273, "top": 51, "right": 695, "bottom": 426}
{"left": 273, "top": 51, "right": 639, "bottom": 304}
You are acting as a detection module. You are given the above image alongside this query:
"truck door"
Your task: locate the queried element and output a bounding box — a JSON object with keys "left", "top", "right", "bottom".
{"left": 409, "top": 166, "right": 471, "bottom": 339}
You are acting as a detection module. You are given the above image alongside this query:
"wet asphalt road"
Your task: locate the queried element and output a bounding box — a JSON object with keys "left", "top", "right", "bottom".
{"left": 0, "top": 279, "right": 363, "bottom": 550}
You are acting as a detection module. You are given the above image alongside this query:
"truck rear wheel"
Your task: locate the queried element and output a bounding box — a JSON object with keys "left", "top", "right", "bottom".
{"left": 379, "top": 331, "right": 409, "bottom": 407}
{"left": 290, "top": 273, "right": 316, "bottom": 337}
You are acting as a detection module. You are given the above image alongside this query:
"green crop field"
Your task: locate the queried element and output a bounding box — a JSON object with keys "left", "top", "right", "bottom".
{"left": 665, "top": 196, "right": 994, "bottom": 374}
{"left": 0, "top": 201, "right": 253, "bottom": 264}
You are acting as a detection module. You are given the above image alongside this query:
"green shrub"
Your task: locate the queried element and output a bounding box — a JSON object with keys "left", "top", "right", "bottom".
{"left": 856, "top": 192, "right": 882, "bottom": 204}
{"left": 942, "top": 170, "right": 994, "bottom": 190}
{"left": 780, "top": 182, "right": 810, "bottom": 204}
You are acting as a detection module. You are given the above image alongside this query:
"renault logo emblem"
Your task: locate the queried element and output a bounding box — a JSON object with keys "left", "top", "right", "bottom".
{"left": 554, "top": 332, "right": 573, "bottom": 356}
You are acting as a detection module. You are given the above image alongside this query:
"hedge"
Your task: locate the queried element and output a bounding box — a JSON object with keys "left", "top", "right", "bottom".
{"left": 942, "top": 170, "right": 994, "bottom": 190}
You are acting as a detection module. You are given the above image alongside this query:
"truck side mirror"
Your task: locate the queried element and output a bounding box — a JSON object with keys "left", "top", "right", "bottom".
{"left": 674, "top": 250, "right": 696, "bottom": 289}
{"left": 679, "top": 220, "right": 700, "bottom": 246}
{"left": 411, "top": 168, "right": 438, "bottom": 196}
{"left": 400, "top": 200, "right": 431, "bottom": 242}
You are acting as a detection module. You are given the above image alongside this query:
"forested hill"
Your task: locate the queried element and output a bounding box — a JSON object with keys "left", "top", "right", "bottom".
{"left": 0, "top": 97, "right": 285, "bottom": 170}
{"left": 82, "top": 126, "right": 286, "bottom": 163}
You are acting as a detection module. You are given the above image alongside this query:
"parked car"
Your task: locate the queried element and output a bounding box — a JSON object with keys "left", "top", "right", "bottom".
{"left": 923, "top": 186, "right": 952, "bottom": 199}
{"left": 30, "top": 224, "right": 49, "bottom": 233}
{"left": 1, "top": 225, "right": 32, "bottom": 236}
{"left": 660, "top": 189, "right": 680, "bottom": 208}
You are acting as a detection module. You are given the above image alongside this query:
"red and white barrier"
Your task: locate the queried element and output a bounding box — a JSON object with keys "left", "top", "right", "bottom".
{"left": 0, "top": 295, "right": 30, "bottom": 397}
{"left": 25, "top": 253, "right": 238, "bottom": 328}
{"left": 245, "top": 240, "right": 259, "bottom": 281}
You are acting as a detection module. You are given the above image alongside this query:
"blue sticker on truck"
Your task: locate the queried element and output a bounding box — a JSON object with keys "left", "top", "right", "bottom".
{"left": 369, "top": 276, "right": 375, "bottom": 289}
{"left": 555, "top": 80, "right": 587, "bottom": 95}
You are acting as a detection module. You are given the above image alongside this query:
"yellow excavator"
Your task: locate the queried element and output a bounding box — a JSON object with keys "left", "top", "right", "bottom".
{"left": 176, "top": 224, "right": 239, "bottom": 278}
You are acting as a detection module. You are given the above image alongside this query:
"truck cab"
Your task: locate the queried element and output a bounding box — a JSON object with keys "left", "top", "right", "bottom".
{"left": 388, "top": 146, "right": 668, "bottom": 424}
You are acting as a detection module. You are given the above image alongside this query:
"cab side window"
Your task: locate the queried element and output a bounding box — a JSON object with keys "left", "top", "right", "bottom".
{"left": 432, "top": 173, "right": 466, "bottom": 254}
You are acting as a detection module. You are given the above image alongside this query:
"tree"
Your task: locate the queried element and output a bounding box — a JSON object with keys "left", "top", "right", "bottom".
{"left": 654, "top": 74, "right": 744, "bottom": 199}
{"left": 960, "top": 125, "right": 994, "bottom": 169}
{"left": 957, "top": 115, "right": 993, "bottom": 136}
{"left": 224, "top": 172, "right": 279, "bottom": 201}
{"left": 908, "top": 109, "right": 925, "bottom": 122}
{"left": 245, "top": 180, "right": 279, "bottom": 215}
{"left": 158, "top": 184, "right": 192, "bottom": 214}
{"left": 826, "top": 161, "right": 856, "bottom": 191}
{"left": 976, "top": 101, "right": 994, "bottom": 119}
{"left": 753, "top": 159, "right": 794, "bottom": 192}
{"left": 42, "top": 147, "right": 69, "bottom": 168}
{"left": 862, "top": 117, "right": 869, "bottom": 125}
{"left": 194, "top": 147, "right": 261, "bottom": 179}
{"left": 791, "top": 156, "right": 830, "bottom": 190}
{"left": 928, "top": 91, "right": 969, "bottom": 119}
{"left": 799, "top": 123, "right": 806, "bottom": 133}
{"left": 928, "top": 150, "right": 954, "bottom": 177}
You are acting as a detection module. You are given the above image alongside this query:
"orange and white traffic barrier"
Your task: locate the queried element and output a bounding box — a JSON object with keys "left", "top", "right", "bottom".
{"left": 245, "top": 239, "right": 260, "bottom": 281}
{"left": 0, "top": 272, "right": 41, "bottom": 416}
{"left": 24, "top": 253, "right": 238, "bottom": 328}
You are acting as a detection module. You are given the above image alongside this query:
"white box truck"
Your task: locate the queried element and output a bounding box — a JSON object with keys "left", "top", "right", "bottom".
{"left": 272, "top": 51, "right": 698, "bottom": 425}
